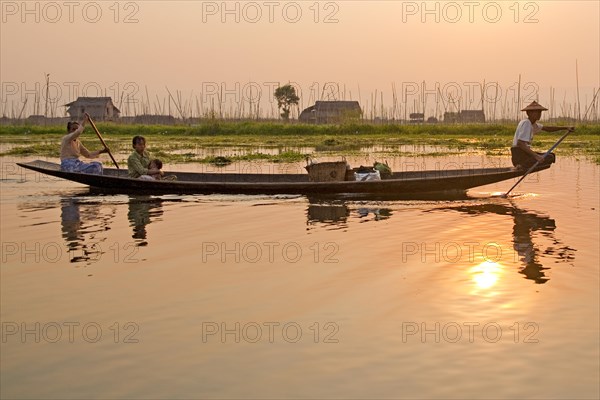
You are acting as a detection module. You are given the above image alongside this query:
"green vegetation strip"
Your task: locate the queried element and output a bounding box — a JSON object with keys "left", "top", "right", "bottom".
{"left": 1, "top": 122, "right": 598, "bottom": 164}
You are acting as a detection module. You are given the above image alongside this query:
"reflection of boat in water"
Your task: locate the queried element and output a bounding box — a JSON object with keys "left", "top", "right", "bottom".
{"left": 59, "top": 195, "right": 164, "bottom": 262}
{"left": 60, "top": 197, "right": 113, "bottom": 263}
{"left": 306, "top": 197, "right": 393, "bottom": 229}
{"left": 18, "top": 160, "right": 551, "bottom": 197}
{"left": 437, "top": 203, "right": 576, "bottom": 284}
{"left": 60, "top": 198, "right": 84, "bottom": 244}
{"left": 357, "top": 208, "right": 392, "bottom": 221}
{"left": 307, "top": 203, "right": 350, "bottom": 223}
{"left": 127, "top": 196, "right": 164, "bottom": 243}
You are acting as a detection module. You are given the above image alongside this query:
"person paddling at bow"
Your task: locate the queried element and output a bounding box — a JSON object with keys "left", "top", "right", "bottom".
{"left": 60, "top": 113, "right": 108, "bottom": 174}
{"left": 511, "top": 101, "right": 574, "bottom": 169}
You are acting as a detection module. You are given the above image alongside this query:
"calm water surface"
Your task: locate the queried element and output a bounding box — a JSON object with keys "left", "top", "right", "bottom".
{"left": 1, "top": 154, "right": 598, "bottom": 399}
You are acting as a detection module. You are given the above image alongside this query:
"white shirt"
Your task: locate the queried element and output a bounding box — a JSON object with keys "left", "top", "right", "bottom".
{"left": 512, "top": 119, "right": 543, "bottom": 147}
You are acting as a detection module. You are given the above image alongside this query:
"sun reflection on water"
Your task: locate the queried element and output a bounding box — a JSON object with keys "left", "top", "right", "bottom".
{"left": 470, "top": 261, "right": 504, "bottom": 291}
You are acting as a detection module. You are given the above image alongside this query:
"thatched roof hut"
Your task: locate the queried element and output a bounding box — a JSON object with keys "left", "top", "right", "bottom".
{"left": 64, "top": 97, "right": 120, "bottom": 120}
{"left": 444, "top": 110, "right": 485, "bottom": 123}
{"left": 133, "top": 114, "right": 176, "bottom": 124}
{"left": 299, "top": 101, "right": 362, "bottom": 124}
{"left": 459, "top": 110, "right": 485, "bottom": 123}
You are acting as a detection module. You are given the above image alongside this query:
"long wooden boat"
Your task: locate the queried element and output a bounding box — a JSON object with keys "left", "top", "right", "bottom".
{"left": 17, "top": 160, "right": 550, "bottom": 196}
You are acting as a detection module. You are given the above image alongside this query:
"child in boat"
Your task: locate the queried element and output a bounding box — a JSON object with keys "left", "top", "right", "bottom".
{"left": 139, "top": 159, "right": 164, "bottom": 180}
{"left": 511, "top": 101, "right": 574, "bottom": 169}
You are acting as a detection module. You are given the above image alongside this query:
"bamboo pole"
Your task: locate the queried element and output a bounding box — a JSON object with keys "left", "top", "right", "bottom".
{"left": 17, "top": 98, "right": 27, "bottom": 119}
{"left": 34, "top": 91, "right": 39, "bottom": 116}
{"left": 479, "top": 79, "right": 485, "bottom": 112}
{"left": 516, "top": 74, "right": 521, "bottom": 122}
{"left": 404, "top": 86, "right": 407, "bottom": 123}
{"left": 502, "top": 87, "right": 508, "bottom": 121}
{"left": 392, "top": 82, "right": 397, "bottom": 120}
{"left": 218, "top": 86, "right": 223, "bottom": 119}
{"left": 492, "top": 82, "right": 498, "bottom": 121}
{"left": 548, "top": 86, "right": 554, "bottom": 119}
{"left": 154, "top": 94, "right": 161, "bottom": 114}
{"left": 255, "top": 91, "right": 262, "bottom": 120}
{"left": 145, "top": 86, "right": 151, "bottom": 115}
{"left": 582, "top": 88, "right": 600, "bottom": 121}
{"left": 86, "top": 114, "right": 119, "bottom": 169}
{"left": 166, "top": 87, "right": 184, "bottom": 119}
{"left": 44, "top": 73, "right": 50, "bottom": 117}
{"left": 422, "top": 80, "right": 426, "bottom": 120}
{"left": 575, "top": 59, "right": 581, "bottom": 121}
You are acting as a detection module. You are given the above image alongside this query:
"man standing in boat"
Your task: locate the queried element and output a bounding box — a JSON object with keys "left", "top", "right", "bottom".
{"left": 511, "top": 101, "right": 574, "bottom": 169}
{"left": 128, "top": 136, "right": 162, "bottom": 179}
{"left": 60, "top": 113, "right": 107, "bottom": 174}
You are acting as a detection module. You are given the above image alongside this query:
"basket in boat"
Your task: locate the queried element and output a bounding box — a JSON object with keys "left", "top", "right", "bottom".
{"left": 306, "top": 161, "right": 349, "bottom": 182}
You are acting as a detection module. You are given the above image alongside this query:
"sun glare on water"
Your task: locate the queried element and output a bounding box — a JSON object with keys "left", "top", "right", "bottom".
{"left": 470, "top": 261, "right": 504, "bottom": 290}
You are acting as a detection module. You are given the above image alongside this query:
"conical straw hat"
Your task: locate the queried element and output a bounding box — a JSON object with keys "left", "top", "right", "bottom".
{"left": 521, "top": 101, "right": 548, "bottom": 111}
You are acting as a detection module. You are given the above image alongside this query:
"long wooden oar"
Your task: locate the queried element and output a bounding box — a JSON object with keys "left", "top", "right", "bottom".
{"left": 504, "top": 129, "right": 573, "bottom": 197}
{"left": 86, "top": 114, "right": 119, "bottom": 169}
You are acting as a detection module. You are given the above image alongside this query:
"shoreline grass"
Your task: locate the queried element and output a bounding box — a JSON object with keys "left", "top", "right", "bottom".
{"left": 1, "top": 122, "right": 599, "bottom": 164}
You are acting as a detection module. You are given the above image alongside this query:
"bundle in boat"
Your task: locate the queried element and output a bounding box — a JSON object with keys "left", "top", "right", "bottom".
{"left": 343, "top": 162, "right": 392, "bottom": 181}
{"left": 305, "top": 161, "right": 349, "bottom": 182}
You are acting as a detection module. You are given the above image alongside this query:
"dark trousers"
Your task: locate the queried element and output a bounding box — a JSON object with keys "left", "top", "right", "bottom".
{"left": 511, "top": 147, "right": 556, "bottom": 169}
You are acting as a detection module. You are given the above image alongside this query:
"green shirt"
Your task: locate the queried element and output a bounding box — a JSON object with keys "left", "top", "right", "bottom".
{"left": 128, "top": 150, "right": 152, "bottom": 178}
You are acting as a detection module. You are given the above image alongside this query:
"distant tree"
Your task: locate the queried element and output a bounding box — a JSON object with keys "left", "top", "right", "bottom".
{"left": 274, "top": 84, "right": 300, "bottom": 120}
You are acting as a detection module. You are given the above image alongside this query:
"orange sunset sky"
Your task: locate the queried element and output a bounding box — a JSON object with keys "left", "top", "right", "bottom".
{"left": 1, "top": 0, "right": 598, "bottom": 117}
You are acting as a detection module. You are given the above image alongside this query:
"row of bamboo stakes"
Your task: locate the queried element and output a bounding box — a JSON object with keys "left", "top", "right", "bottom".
{"left": 3, "top": 66, "right": 599, "bottom": 122}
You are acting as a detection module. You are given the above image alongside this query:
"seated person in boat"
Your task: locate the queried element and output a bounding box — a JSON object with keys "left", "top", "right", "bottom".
{"left": 139, "top": 159, "right": 164, "bottom": 180}
{"left": 60, "top": 113, "right": 108, "bottom": 174}
{"left": 128, "top": 135, "right": 162, "bottom": 179}
{"left": 511, "top": 101, "right": 574, "bottom": 169}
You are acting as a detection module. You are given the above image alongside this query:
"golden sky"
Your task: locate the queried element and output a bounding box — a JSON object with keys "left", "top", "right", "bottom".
{"left": 1, "top": 1, "right": 598, "bottom": 117}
